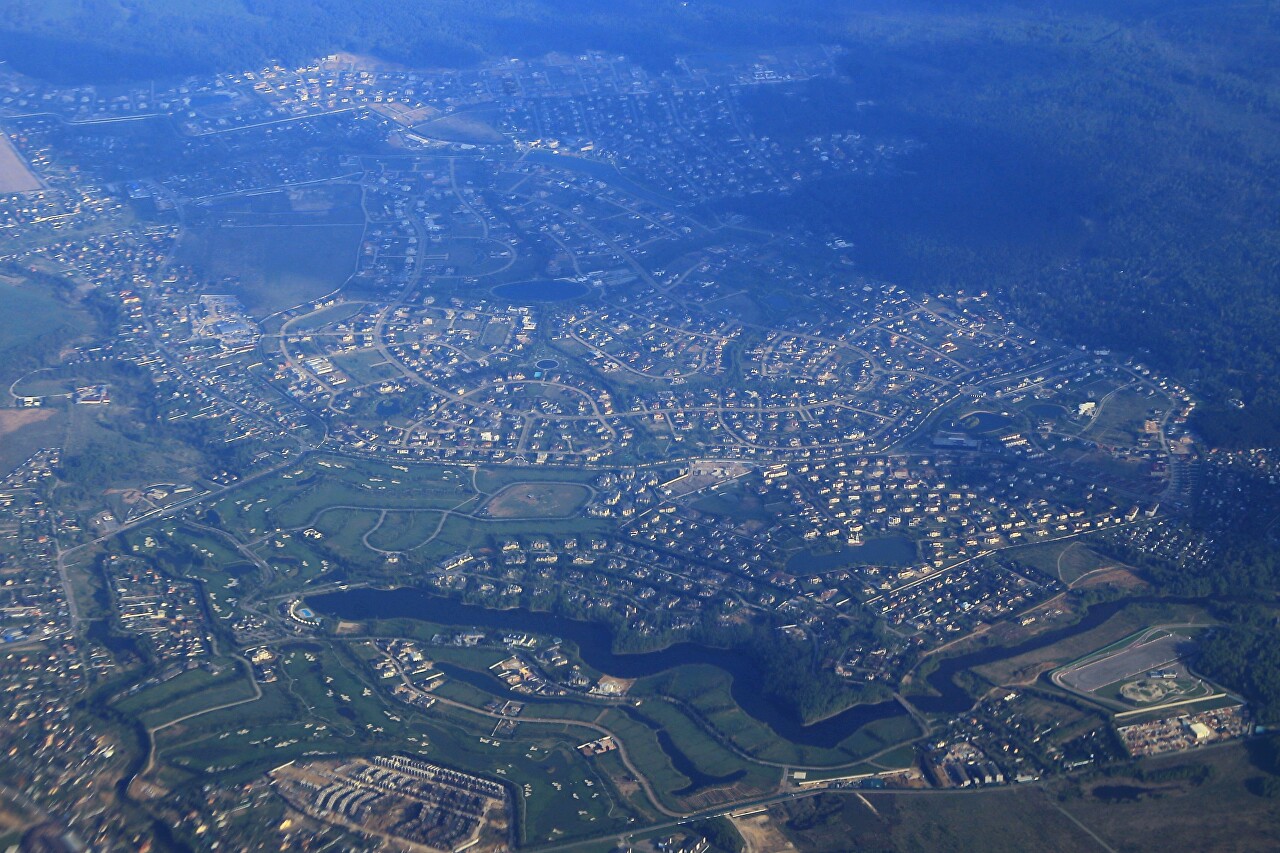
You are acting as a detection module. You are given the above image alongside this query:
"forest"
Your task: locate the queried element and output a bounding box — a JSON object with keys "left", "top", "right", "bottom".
{"left": 0, "top": 0, "right": 849, "bottom": 81}
{"left": 1199, "top": 607, "right": 1280, "bottom": 725}
{"left": 733, "top": 2, "right": 1280, "bottom": 448}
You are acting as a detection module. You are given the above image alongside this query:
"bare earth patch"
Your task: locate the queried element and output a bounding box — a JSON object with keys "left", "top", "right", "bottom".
{"left": 1072, "top": 567, "right": 1148, "bottom": 591}
{"left": 0, "top": 135, "right": 40, "bottom": 194}
{"left": 593, "top": 675, "right": 633, "bottom": 696}
{"left": 0, "top": 407, "right": 54, "bottom": 437}
{"left": 732, "top": 812, "right": 796, "bottom": 853}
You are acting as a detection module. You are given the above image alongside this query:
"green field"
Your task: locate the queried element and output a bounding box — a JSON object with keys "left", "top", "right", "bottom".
{"left": 0, "top": 275, "right": 93, "bottom": 389}
{"left": 280, "top": 300, "right": 369, "bottom": 333}
{"left": 483, "top": 482, "right": 592, "bottom": 518}
{"left": 1064, "top": 743, "right": 1280, "bottom": 852}
{"left": 769, "top": 786, "right": 1102, "bottom": 853}
{"left": 639, "top": 665, "right": 920, "bottom": 768}
{"left": 0, "top": 277, "right": 70, "bottom": 356}
{"left": 112, "top": 660, "right": 260, "bottom": 737}
{"left": 1082, "top": 387, "right": 1162, "bottom": 449}
{"left": 177, "top": 223, "right": 364, "bottom": 317}
{"left": 364, "top": 510, "right": 440, "bottom": 552}
{"left": 210, "top": 457, "right": 476, "bottom": 535}
{"left": 1008, "top": 539, "right": 1119, "bottom": 586}
{"left": 412, "top": 109, "right": 506, "bottom": 144}
{"left": 330, "top": 348, "right": 400, "bottom": 385}
{"left": 200, "top": 185, "right": 366, "bottom": 226}
{"left": 0, "top": 407, "right": 65, "bottom": 474}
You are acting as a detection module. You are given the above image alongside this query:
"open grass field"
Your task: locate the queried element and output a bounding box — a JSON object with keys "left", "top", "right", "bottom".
{"left": 330, "top": 348, "right": 400, "bottom": 385}
{"left": 177, "top": 223, "right": 364, "bottom": 317}
{"left": 483, "top": 482, "right": 592, "bottom": 518}
{"left": 1082, "top": 386, "right": 1162, "bottom": 449}
{"left": 1063, "top": 742, "right": 1280, "bottom": 852}
{"left": 113, "top": 662, "right": 259, "bottom": 734}
{"left": 310, "top": 506, "right": 383, "bottom": 554}
{"left": 224, "top": 461, "right": 474, "bottom": 532}
{"left": 113, "top": 667, "right": 237, "bottom": 717}
{"left": 201, "top": 185, "right": 365, "bottom": 225}
{"left": 0, "top": 134, "right": 40, "bottom": 194}
{"left": 639, "top": 665, "right": 917, "bottom": 768}
{"left": 0, "top": 407, "right": 61, "bottom": 473}
{"left": 0, "top": 277, "right": 85, "bottom": 365}
{"left": 412, "top": 109, "right": 506, "bottom": 145}
{"left": 1009, "top": 539, "right": 1131, "bottom": 587}
{"left": 363, "top": 510, "right": 439, "bottom": 552}
{"left": 473, "top": 465, "right": 598, "bottom": 493}
{"left": 771, "top": 787, "right": 1102, "bottom": 852}
{"left": 281, "top": 300, "right": 369, "bottom": 333}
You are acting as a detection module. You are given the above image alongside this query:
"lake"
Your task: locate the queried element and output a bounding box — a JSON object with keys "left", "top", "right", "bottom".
{"left": 786, "top": 537, "right": 917, "bottom": 572}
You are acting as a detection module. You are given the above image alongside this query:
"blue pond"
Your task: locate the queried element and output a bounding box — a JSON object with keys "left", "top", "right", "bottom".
{"left": 787, "top": 537, "right": 917, "bottom": 572}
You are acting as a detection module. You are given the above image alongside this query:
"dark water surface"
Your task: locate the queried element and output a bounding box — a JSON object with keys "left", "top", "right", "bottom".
{"left": 786, "top": 536, "right": 917, "bottom": 572}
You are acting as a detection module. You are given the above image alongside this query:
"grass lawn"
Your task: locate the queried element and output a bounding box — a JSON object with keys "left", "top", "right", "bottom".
{"left": 330, "top": 348, "right": 400, "bottom": 385}
{"left": 363, "top": 510, "right": 440, "bottom": 552}
{"left": 0, "top": 275, "right": 91, "bottom": 379}
{"left": 412, "top": 109, "right": 507, "bottom": 144}
{"left": 0, "top": 407, "right": 64, "bottom": 473}
{"left": 637, "top": 665, "right": 915, "bottom": 768}
{"left": 879, "top": 787, "right": 1101, "bottom": 852}
{"left": 116, "top": 662, "right": 258, "bottom": 731}
{"left": 114, "top": 666, "right": 239, "bottom": 717}
{"left": 283, "top": 300, "right": 369, "bottom": 332}
{"left": 1007, "top": 539, "right": 1115, "bottom": 585}
{"left": 483, "top": 482, "right": 592, "bottom": 518}
{"left": 0, "top": 133, "right": 40, "bottom": 193}
{"left": 310, "top": 507, "right": 382, "bottom": 554}
{"left": 1082, "top": 387, "right": 1159, "bottom": 448}
{"left": 178, "top": 223, "right": 364, "bottom": 317}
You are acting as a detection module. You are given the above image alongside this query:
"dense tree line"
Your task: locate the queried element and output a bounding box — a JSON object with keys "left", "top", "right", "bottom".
{"left": 690, "top": 817, "right": 746, "bottom": 853}
{"left": 1198, "top": 608, "right": 1280, "bottom": 724}
{"left": 748, "top": 628, "right": 890, "bottom": 723}
{"left": 0, "top": 0, "right": 848, "bottom": 83}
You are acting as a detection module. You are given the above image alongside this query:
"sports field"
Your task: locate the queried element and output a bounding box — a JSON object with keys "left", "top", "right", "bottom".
{"left": 1057, "top": 631, "right": 1195, "bottom": 694}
